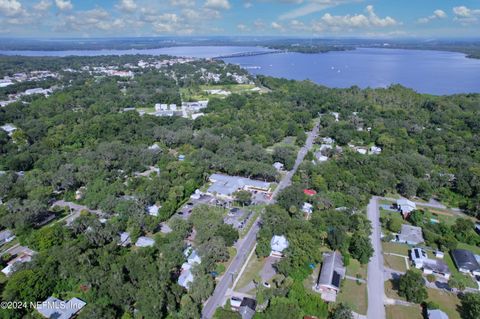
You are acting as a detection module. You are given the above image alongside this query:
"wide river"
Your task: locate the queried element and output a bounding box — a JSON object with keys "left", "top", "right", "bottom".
{"left": 2, "top": 46, "right": 480, "bottom": 95}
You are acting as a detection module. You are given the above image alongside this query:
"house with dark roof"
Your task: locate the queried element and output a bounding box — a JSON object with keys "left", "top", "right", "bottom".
{"left": 239, "top": 297, "right": 256, "bottom": 319}
{"left": 451, "top": 249, "right": 480, "bottom": 275}
{"left": 314, "top": 251, "right": 346, "bottom": 302}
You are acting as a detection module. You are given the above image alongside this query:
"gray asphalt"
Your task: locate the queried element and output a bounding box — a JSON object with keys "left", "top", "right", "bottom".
{"left": 201, "top": 120, "right": 320, "bottom": 319}
{"left": 366, "top": 196, "right": 386, "bottom": 319}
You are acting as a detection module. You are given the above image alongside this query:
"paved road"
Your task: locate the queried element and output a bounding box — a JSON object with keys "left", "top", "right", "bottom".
{"left": 52, "top": 200, "right": 104, "bottom": 226}
{"left": 201, "top": 120, "right": 320, "bottom": 319}
{"left": 366, "top": 197, "right": 386, "bottom": 319}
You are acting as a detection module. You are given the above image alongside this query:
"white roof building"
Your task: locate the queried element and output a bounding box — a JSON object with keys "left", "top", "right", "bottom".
{"left": 37, "top": 297, "right": 86, "bottom": 319}
{"left": 397, "top": 198, "right": 416, "bottom": 218}
{"left": 135, "top": 236, "right": 155, "bottom": 247}
{"left": 119, "top": 232, "right": 131, "bottom": 247}
{"left": 302, "top": 202, "right": 313, "bottom": 215}
{"left": 1, "top": 124, "right": 17, "bottom": 136}
{"left": 273, "top": 162, "right": 284, "bottom": 171}
{"left": 370, "top": 146, "right": 382, "bottom": 155}
{"left": 147, "top": 204, "right": 161, "bottom": 217}
{"left": 1, "top": 252, "right": 34, "bottom": 276}
{"left": 207, "top": 174, "right": 271, "bottom": 198}
{"left": 270, "top": 235, "right": 289, "bottom": 257}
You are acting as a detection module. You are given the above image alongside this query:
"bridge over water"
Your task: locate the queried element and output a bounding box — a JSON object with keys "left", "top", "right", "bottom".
{"left": 212, "top": 50, "right": 281, "bottom": 59}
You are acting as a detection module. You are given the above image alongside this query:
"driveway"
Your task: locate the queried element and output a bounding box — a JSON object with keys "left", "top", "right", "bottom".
{"left": 366, "top": 197, "right": 386, "bottom": 319}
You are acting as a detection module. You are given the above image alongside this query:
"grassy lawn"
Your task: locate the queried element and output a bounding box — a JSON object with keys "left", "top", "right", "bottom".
{"left": 346, "top": 259, "right": 368, "bottom": 279}
{"left": 234, "top": 255, "right": 266, "bottom": 291}
{"left": 265, "top": 137, "right": 298, "bottom": 154}
{"left": 181, "top": 84, "right": 258, "bottom": 101}
{"left": 385, "top": 279, "right": 405, "bottom": 301}
{"left": 427, "top": 288, "right": 461, "bottom": 319}
{"left": 386, "top": 305, "right": 422, "bottom": 319}
{"left": 337, "top": 280, "right": 368, "bottom": 315}
{"left": 382, "top": 242, "right": 410, "bottom": 256}
{"left": 384, "top": 254, "right": 408, "bottom": 272}
{"left": 444, "top": 253, "right": 478, "bottom": 289}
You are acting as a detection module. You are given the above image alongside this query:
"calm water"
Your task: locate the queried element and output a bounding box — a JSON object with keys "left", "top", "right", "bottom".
{"left": 224, "top": 48, "right": 480, "bottom": 95}
{"left": 1, "top": 46, "right": 480, "bottom": 95}
{"left": 0, "top": 46, "right": 272, "bottom": 58}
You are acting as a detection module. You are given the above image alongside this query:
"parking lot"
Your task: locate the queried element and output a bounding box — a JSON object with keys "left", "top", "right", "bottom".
{"left": 224, "top": 207, "right": 253, "bottom": 230}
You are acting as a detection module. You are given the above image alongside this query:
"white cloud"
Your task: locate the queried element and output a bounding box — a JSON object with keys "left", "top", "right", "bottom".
{"left": 453, "top": 6, "right": 480, "bottom": 24}
{"left": 170, "top": 0, "right": 195, "bottom": 6}
{"left": 116, "top": 0, "right": 137, "bottom": 13}
{"left": 311, "top": 5, "right": 398, "bottom": 32}
{"left": 237, "top": 23, "right": 250, "bottom": 31}
{"left": 55, "top": 0, "right": 73, "bottom": 11}
{"left": 279, "top": 0, "right": 359, "bottom": 20}
{"left": 271, "top": 21, "right": 284, "bottom": 31}
{"left": 0, "top": 0, "right": 23, "bottom": 17}
{"left": 204, "top": 0, "right": 231, "bottom": 10}
{"left": 417, "top": 9, "right": 447, "bottom": 24}
{"left": 34, "top": 0, "right": 52, "bottom": 11}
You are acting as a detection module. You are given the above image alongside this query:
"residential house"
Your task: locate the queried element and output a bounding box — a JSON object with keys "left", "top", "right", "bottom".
{"left": 370, "top": 146, "right": 382, "bottom": 155}
{"left": 302, "top": 202, "right": 313, "bottom": 219}
{"left": 0, "top": 229, "right": 15, "bottom": 245}
{"left": 427, "top": 309, "right": 449, "bottom": 319}
{"left": 37, "top": 297, "right": 86, "bottom": 319}
{"left": 314, "top": 152, "right": 328, "bottom": 162}
{"left": 270, "top": 235, "right": 289, "bottom": 257}
{"left": 410, "top": 248, "right": 450, "bottom": 279}
{"left": 396, "top": 198, "right": 416, "bottom": 219}
{"left": 1, "top": 124, "right": 17, "bottom": 136}
{"left": 178, "top": 249, "right": 202, "bottom": 289}
{"left": 396, "top": 224, "right": 424, "bottom": 245}
{"left": 314, "top": 251, "right": 346, "bottom": 302}
{"left": 451, "top": 249, "right": 480, "bottom": 275}
{"left": 135, "top": 236, "right": 155, "bottom": 248}
{"left": 1, "top": 247, "right": 35, "bottom": 276}
{"left": 118, "top": 232, "right": 131, "bottom": 247}
{"left": 239, "top": 297, "right": 257, "bottom": 319}
{"left": 304, "top": 189, "right": 317, "bottom": 196}
{"left": 273, "top": 162, "right": 284, "bottom": 171}
{"left": 147, "top": 204, "right": 161, "bottom": 217}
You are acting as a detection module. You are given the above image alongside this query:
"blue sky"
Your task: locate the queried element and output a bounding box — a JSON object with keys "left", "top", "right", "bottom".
{"left": 0, "top": 0, "right": 479, "bottom": 38}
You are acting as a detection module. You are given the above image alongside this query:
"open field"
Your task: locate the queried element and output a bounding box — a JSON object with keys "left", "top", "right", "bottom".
{"left": 346, "top": 259, "right": 368, "bottom": 279}
{"left": 382, "top": 242, "right": 410, "bottom": 256}
{"left": 384, "top": 254, "right": 408, "bottom": 272}
{"left": 386, "top": 305, "right": 422, "bottom": 319}
{"left": 234, "top": 255, "right": 265, "bottom": 291}
{"left": 385, "top": 279, "right": 405, "bottom": 301}
{"left": 180, "top": 84, "right": 259, "bottom": 101}
{"left": 337, "top": 280, "right": 368, "bottom": 315}
{"left": 427, "top": 288, "right": 461, "bottom": 319}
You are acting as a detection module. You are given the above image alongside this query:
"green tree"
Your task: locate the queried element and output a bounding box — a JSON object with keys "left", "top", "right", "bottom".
{"left": 330, "top": 303, "right": 353, "bottom": 319}
{"left": 234, "top": 190, "right": 252, "bottom": 206}
{"left": 348, "top": 234, "right": 373, "bottom": 264}
{"left": 460, "top": 293, "right": 480, "bottom": 319}
{"left": 397, "top": 270, "right": 427, "bottom": 303}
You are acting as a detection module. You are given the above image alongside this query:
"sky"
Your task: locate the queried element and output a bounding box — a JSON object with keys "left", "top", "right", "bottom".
{"left": 0, "top": 0, "right": 479, "bottom": 38}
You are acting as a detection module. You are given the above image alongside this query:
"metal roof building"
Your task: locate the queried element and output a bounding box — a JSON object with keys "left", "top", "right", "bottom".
{"left": 207, "top": 174, "right": 270, "bottom": 197}
{"left": 451, "top": 249, "right": 480, "bottom": 274}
